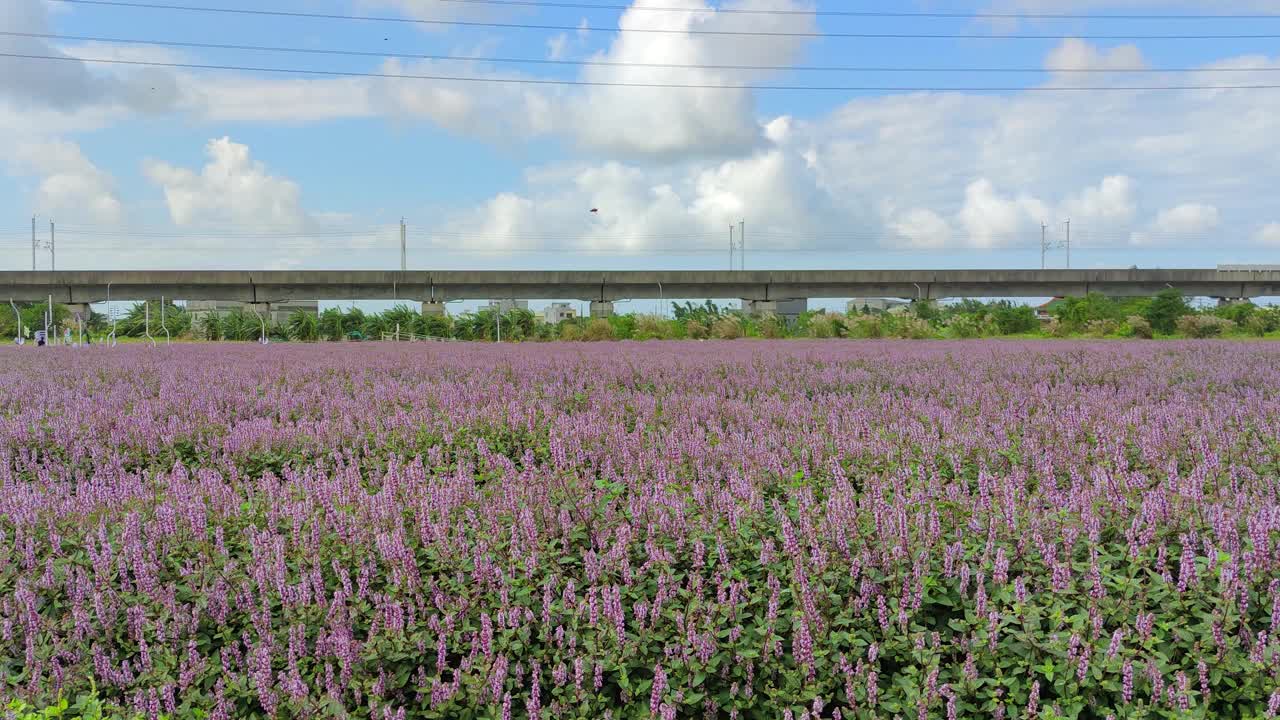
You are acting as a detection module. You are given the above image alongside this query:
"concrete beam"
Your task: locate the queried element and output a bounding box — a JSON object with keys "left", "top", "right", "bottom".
{"left": 2, "top": 269, "right": 1279, "bottom": 304}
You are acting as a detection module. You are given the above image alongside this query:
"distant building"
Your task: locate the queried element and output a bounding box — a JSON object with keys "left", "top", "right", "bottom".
{"left": 1035, "top": 297, "right": 1065, "bottom": 321}
{"left": 542, "top": 302, "right": 577, "bottom": 324}
{"left": 487, "top": 299, "right": 529, "bottom": 314}
{"left": 848, "top": 298, "right": 910, "bottom": 315}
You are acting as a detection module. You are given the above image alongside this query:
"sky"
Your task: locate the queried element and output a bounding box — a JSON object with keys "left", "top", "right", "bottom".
{"left": 1, "top": 0, "right": 1279, "bottom": 312}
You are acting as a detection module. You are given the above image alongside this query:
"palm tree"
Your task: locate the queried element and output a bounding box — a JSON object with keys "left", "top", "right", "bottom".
{"left": 381, "top": 304, "right": 419, "bottom": 337}
{"left": 220, "top": 308, "right": 258, "bottom": 341}
{"left": 287, "top": 309, "right": 319, "bottom": 341}
{"left": 318, "top": 308, "right": 345, "bottom": 341}
{"left": 199, "top": 312, "right": 222, "bottom": 341}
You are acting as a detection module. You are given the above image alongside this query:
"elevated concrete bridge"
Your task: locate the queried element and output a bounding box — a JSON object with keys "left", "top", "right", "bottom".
{"left": 3, "top": 269, "right": 1278, "bottom": 318}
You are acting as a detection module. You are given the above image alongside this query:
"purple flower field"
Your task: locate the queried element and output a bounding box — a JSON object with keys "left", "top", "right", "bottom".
{"left": 2, "top": 341, "right": 1279, "bottom": 719}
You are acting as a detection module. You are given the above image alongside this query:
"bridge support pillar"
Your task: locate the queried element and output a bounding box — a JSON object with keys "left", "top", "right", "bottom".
{"left": 64, "top": 303, "right": 91, "bottom": 322}
{"left": 589, "top": 301, "right": 614, "bottom": 319}
{"left": 421, "top": 300, "right": 446, "bottom": 317}
{"left": 742, "top": 299, "right": 807, "bottom": 322}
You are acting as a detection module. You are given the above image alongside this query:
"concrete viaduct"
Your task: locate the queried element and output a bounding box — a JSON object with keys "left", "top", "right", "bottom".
{"left": 3, "top": 268, "right": 1278, "bottom": 318}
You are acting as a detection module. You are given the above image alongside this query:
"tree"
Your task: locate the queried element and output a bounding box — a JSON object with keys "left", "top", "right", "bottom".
{"left": 381, "top": 304, "right": 420, "bottom": 337}
{"left": 1141, "top": 289, "right": 1191, "bottom": 335}
{"left": 990, "top": 303, "right": 1038, "bottom": 335}
{"left": 19, "top": 302, "right": 70, "bottom": 335}
{"left": 504, "top": 308, "right": 536, "bottom": 340}
{"left": 116, "top": 300, "right": 187, "bottom": 338}
{"left": 287, "top": 310, "right": 319, "bottom": 341}
{"left": 420, "top": 313, "right": 453, "bottom": 339}
{"left": 220, "top": 308, "right": 260, "bottom": 341}
{"left": 198, "top": 313, "right": 222, "bottom": 341}
{"left": 1054, "top": 293, "right": 1119, "bottom": 329}
{"left": 318, "top": 308, "right": 346, "bottom": 341}
{"left": 1214, "top": 301, "right": 1256, "bottom": 325}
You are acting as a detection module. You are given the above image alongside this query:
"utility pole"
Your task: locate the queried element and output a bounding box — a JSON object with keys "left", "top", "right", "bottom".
{"left": 49, "top": 220, "right": 55, "bottom": 272}
{"left": 1041, "top": 222, "right": 1048, "bottom": 269}
{"left": 31, "top": 216, "right": 36, "bottom": 271}
{"left": 739, "top": 219, "right": 745, "bottom": 271}
{"left": 1064, "top": 219, "right": 1071, "bottom": 269}
{"left": 729, "top": 225, "right": 735, "bottom": 270}
{"left": 400, "top": 218, "right": 407, "bottom": 271}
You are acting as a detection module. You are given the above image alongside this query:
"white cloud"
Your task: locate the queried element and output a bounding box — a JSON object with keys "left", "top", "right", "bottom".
{"left": 1257, "top": 223, "right": 1280, "bottom": 246}
{"left": 432, "top": 145, "right": 836, "bottom": 254}
{"left": 883, "top": 207, "right": 953, "bottom": 249}
{"left": 142, "top": 137, "right": 308, "bottom": 230}
{"left": 10, "top": 139, "right": 123, "bottom": 223}
{"left": 1045, "top": 38, "right": 1145, "bottom": 75}
{"left": 547, "top": 34, "right": 569, "bottom": 61}
{"left": 0, "top": 1, "right": 181, "bottom": 114}
{"left": 1060, "top": 175, "right": 1138, "bottom": 226}
{"left": 1153, "top": 203, "right": 1221, "bottom": 235}
{"left": 367, "top": 58, "right": 560, "bottom": 140}
{"left": 571, "top": 0, "right": 816, "bottom": 158}
{"left": 958, "top": 179, "right": 1049, "bottom": 248}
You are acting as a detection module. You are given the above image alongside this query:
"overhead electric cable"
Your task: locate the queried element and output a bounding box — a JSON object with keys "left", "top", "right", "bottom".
{"left": 430, "top": 0, "right": 1280, "bottom": 20}
{"left": 7, "top": 53, "right": 1280, "bottom": 91}
{"left": 11, "top": 32, "right": 1280, "bottom": 74}
{"left": 42, "top": 0, "right": 1280, "bottom": 40}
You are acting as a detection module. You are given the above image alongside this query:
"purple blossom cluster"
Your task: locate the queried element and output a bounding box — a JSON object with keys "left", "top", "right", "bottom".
{"left": 1, "top": 340, "right": 1279, "bottom": 718}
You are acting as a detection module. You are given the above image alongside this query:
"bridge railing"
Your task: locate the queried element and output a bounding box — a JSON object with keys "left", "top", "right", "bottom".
{"left": 380, "top": 331, "right": 457, "bottom": 343}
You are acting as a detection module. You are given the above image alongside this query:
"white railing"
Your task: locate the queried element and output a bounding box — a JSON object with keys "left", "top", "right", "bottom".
{"left": 381, "top": 330, "right": 457, "bottom": 343}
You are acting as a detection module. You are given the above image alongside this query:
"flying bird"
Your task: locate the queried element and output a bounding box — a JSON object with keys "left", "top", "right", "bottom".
{"left": 590, "top": 208, "right": 599, "bottom": 214}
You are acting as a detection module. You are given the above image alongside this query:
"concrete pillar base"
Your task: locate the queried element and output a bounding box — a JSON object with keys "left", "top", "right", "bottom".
{"left": 590, "top": 301, "right": 615, "bottom": 319}
{"left": 742, "top": 300, "right": 778, "bottom": 317}
{"left": 65, "top": 303, "right": 91, "bottom": 321}
{"left": 742, "top": 299, "right": 807, "bottom": 321}
{"left": 422, "top": 300, "right": 446, "bottom": 317}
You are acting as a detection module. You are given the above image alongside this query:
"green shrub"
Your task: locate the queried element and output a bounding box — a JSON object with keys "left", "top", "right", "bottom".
{"left": 847, "top": 315, "right": 885, "bottom": 339}
{"left": 991, "top": 303, "right": 1039, "bottom": 335}
{"left": 1176, "top": 314, "right": 1235, "bottom": 338}
{"left": 890, "top": 316, "right": 934, "bottom": 339}
{"left": 1142, "top": 289, "right": 1191, "bottom": 334}
{"left": 1125, "top": 315, "right": 1153, "bottom": 339}
{"left": 583, "top": 318, "right": 616, "bottom": 341}
{"left": 710, "top": 317, "right": 744, "bottom": 340}
{"left": 1085, "top": 319, "right": 1120, "bottom": 338}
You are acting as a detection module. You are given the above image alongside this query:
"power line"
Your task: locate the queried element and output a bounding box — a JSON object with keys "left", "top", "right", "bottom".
{"left": 431, "top": 0, "right": 1280, "bottom": 20}
{"left": 42, "top": 0, "right": 1280, "bottom": 39}
{"left": 15, "top": 32, "right": 1280, "bottom": 75}
{"left": 9, "top": 53, "right": 1280, "bottom": 91}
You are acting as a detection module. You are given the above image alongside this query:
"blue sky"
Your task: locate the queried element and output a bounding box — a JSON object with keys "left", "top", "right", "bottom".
{"left": 2, "top": 0, "right": 1279, "bottom": 311}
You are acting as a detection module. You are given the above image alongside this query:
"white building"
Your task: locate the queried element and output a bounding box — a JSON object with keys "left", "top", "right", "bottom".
{"left": 542, "top": 302, "right": 577, "bottom": 324}
{"left": 487, "top": 299, "right": 529, "bottom": 314}
{"left": 848, "top": 298, "right": 911, "bottom": 314}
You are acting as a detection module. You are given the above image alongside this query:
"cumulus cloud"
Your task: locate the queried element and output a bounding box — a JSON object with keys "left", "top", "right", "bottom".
{"left": 1258, "top": 223, "right": 1280, "bottom": 246}
{"left": 431, "top": 145, "right": 837, "bottom": 254}
{"left": 1153, "top": 203, "right": 1221, "bottom": 235}
{"left": 882, "top": 207, "right": 953, "bottom": 249}
{"left": 571, "top": 0, "right": 815, "bottom": 158}
{"left": 142, "top": 137, "right": 309, "bottom": 230}
{"left": 0, "top": 0, "right": 180, "bottom": 113}
{"left": 367, "top": 58, "right": 560, "bottom": 140}
{"left": 10, "top": 139, "right": 123, "bottom": 223}
{"left": 1060, "top": 175, "right": 1138, "bottom": 226}
{"left": 958, "top": 179, "right": 1050, "bottom": 248}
